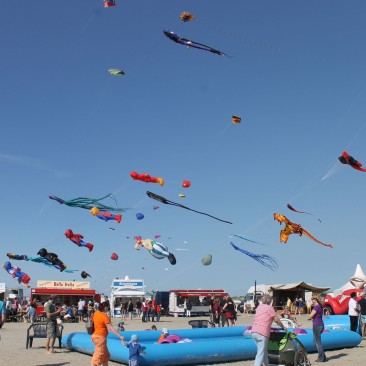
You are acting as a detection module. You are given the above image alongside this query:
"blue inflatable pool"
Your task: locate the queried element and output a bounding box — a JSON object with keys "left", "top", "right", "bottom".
{"left": 62, "top": 326, "right": 361, "bottom": 366}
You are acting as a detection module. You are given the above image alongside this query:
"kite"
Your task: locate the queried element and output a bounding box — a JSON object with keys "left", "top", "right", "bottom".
{"left": 65, "top": 229, "right": 94, "bottom": 252}
{"left": 3, "top": 261, "right": 30, "bottom": 284}
{"left": 7, "top": 253, "right": 76, "bottom": 273}
{"left": 338, "top": 151, "right": 366, "bottom": 172}
{"left": 153, "top": 205, "right": 159, "bottom": 210}
{"left": 90, "top": 206, "right": 122, "bottom": 223}
{"left": 232, "top": 234, "right": 267, "bottom": 246}
{"left": 273, "top": 213, "right": 333, "bottom": 248}
{"left": 49, "top": 194, "right": 127, "bottom": 213}
{"left": 232, "top": 116, "right": 241, "bottom": 124}
{"left": 81, "top": 271, "right": 91, "bottom": 279}
{"left": 134, "top": 237, "right": 176, "bottom": 265}
{"left": 104, "top": 0, "right": 116, "bottom": 7}
{"left": 180, "top": 11, "right": 195, "bottom": 22}
{"left": 130, "top": 171, "right": 164, "bottom": 186}
{"left": 182, "top": 180, "right": 191, "bottom": 188}
{"left": 230, "top": 242, "right": 279, "bottom": 271}
{"left": 179, "top": 194, "right": 186, "bottom": 198}
{"left": 108, "top": 68, "right": 124, "bottom": 76}
{"left": 154, "top": 234, "right": 161, "bottom": 239}
{"left": 111, "top": 253, "right": 119, "bottom": 260}
{"left": 201, "top": 254, "right": 212, "bottom": 266}
{"left": 163, "top": 30, "right": 227, "bottom": 57}
{"left": 287, "top": 204, "right": 321, "bottom": 223}
{"left": 136, "top": 213, "right": 144, "bottom": 220}
{"left": 37, "top": 248, "right": 68, "bottom": 272}
{"left": 146, "top": 191, "right": 232, "bottom": 224}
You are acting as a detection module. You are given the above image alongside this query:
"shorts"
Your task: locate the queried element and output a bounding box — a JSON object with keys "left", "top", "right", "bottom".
{"left": 361, "top": 315, "right": 366, "bottom": 324}
{"left": 46, "top": 321, "right": 57, "bottom": 338}
{"left": 78, "top": 310, "right": 83, "bottom": 316}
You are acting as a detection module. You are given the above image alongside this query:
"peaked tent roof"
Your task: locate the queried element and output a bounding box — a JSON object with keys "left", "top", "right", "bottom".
{"left": 270, "top": 282, "right": 330, "bottom": 293}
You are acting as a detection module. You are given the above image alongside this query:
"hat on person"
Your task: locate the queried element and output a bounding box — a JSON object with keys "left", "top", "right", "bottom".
{"left": 162, "top": 328, "right": 169, "bottom": 334}
{"left": 131, "top": 334, "right": 139, "bottom": 341}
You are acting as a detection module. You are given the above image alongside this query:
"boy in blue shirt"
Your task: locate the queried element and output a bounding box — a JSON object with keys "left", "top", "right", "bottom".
{"left": 122, "top": 334, "right": 146, "bottom": 366}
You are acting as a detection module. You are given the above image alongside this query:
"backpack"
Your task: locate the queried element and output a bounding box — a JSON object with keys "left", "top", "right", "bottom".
{"left": 86, "top": 315, "right": 94, "bottom": 335}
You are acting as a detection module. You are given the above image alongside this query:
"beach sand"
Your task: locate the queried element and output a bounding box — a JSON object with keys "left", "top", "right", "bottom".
{"left": 1, "top": 313, "right": 364, "bottom": 365}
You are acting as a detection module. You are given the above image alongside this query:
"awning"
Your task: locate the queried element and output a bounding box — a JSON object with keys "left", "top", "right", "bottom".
{"left": 270, "top": 282, "right": 330, "bottom": 293}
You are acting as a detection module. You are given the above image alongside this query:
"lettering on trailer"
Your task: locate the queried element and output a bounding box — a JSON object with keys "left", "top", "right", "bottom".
{"left": 36, "top": 280, "right": 90, "bottom": 289}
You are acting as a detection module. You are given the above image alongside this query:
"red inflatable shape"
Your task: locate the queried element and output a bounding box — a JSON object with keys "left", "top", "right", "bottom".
{"left": 182, "top": 180, "right": 191, "bottom": 188}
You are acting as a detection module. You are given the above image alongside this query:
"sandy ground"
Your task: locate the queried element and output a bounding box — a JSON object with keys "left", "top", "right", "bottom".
{"left": 0, "top": 313, "right": 364, "bottom": 366}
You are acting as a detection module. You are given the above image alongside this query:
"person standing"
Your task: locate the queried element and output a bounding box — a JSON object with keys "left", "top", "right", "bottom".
{"left": 186, "top": 299, "right": 192, "bottom": 317}
{"left": 128, "top": 299, "right": 134, "bottom": 320}
{"left": 44, "top": 295, "right": 62, "bottom": 354}
{"left": 251, "top": 294, "right": 286, "bottom": 366}
{"left": 91, "top": 301, "right": 125, "bottom": 366}
{"left": 286, "top": 297, "right": 292, "bottom": 310}
{"left": 141, "top": 299, "right": 147, "bottom": 323}
{"left": 308, "top": 294, "right": 326, "bottom": 362}
{"left": 223, "top": 297, "right": 236, "bottom": 326}
{"left": 78, "top": 298, "right": 85, "bottom": 322}
{"left": 135, "top": 298, "right": 142, "bottom": 318}
{"left": 220, "top": 296, "right": 228, "bottom": 327}
{"left": 358, "top": 293, "right": 366, "bottom": 338}
{"left": 348, "top": 292, "right": 359, "bottom": 332}
{"left": 0, "top": 297, "right": 6, "bottom": 328}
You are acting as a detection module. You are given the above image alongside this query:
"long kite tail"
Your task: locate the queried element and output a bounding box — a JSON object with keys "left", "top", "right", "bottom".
{"left": 287, "top": 204, "right": 321, "bottom": 223}
{"left": 49, "top": 194, "right": 128, "bottom": 213}
{"left": 229, "top": 242, "right": 279, "bottom": 271}
{"left": 301, "top": 228, "right": 333, "bottom": 248}
{"left": 232, "top": 234, "right": 267, "bottom": 246}
{"left": 146, "top": 191, "right": 232, "bottom": 224}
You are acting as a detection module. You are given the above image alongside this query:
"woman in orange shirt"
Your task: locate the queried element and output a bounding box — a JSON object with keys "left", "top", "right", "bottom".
{"left": 91, "top": 301, "right": 125, "bottom": 366}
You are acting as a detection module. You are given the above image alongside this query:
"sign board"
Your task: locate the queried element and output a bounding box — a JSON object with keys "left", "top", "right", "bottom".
{"left": 36, "top": 280, "right": 90, "bottom": 289}
{"left": 112, "top": 279, "right": 144, "bottom": 288}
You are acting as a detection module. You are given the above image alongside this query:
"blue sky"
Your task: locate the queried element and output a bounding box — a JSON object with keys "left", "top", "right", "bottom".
{"left": 1, "top": 1, "right": 366, "bottom": 298}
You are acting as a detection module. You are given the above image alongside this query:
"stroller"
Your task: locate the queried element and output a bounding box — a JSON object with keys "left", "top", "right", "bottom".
{"left": 268, "top": 331, "right": 311, "bottom": 366}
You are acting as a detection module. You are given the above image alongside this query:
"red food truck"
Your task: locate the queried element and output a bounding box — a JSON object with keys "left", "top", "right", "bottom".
{"left": 30, "top": 280, "right": 101, "bottom": 318}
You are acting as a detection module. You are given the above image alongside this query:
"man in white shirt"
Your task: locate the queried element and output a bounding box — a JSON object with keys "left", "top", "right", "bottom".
{"left": 77, "top": 299, "right": 85, "bottom": 322}
{"left": 348, "top": 292, "right": 359, "bottom": 332}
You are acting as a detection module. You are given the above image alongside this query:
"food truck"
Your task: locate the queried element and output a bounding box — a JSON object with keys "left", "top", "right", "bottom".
{"left": 30, "top": 280, "right": 101, "bottom": 317}
{"left": 110, "top": 276, "right": 145, "bottom": 317}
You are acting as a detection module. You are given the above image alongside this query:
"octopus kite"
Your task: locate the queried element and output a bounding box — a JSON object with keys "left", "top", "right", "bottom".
{"left": 130, "top": 171, "right": 164, "bottom": 186}
{"left": 90, "top": 207, "right": 122, "bottom": 223}
{"left": 134, "top": 237, "right": 176, "bottom": 265}
{"left": 163, "top": 30, "right": 227, "bottom": 57}
{"left": 65, "top": 229, "right": 94, "bottom": 252}
{"left": 3, "top": 261, "right": 30, "bottom": 284}
{"left": 229, "top": 242, "right": 278, "bottom": 271}
{"left": 338, "top": 151, "right": 366, "bottom": 172}
{"left": 49, "top": 194, "right": 128, "bottom": 213}
{"left": 147, "top": 191, "right": 232, "bottom": 224}
{"left": 273, "top": 213, "right": 333, "bottom": 248}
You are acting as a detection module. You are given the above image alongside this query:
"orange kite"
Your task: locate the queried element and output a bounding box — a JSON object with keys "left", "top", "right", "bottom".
{"left": 273, "top": 213, "right": 333, "bottom": 248}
